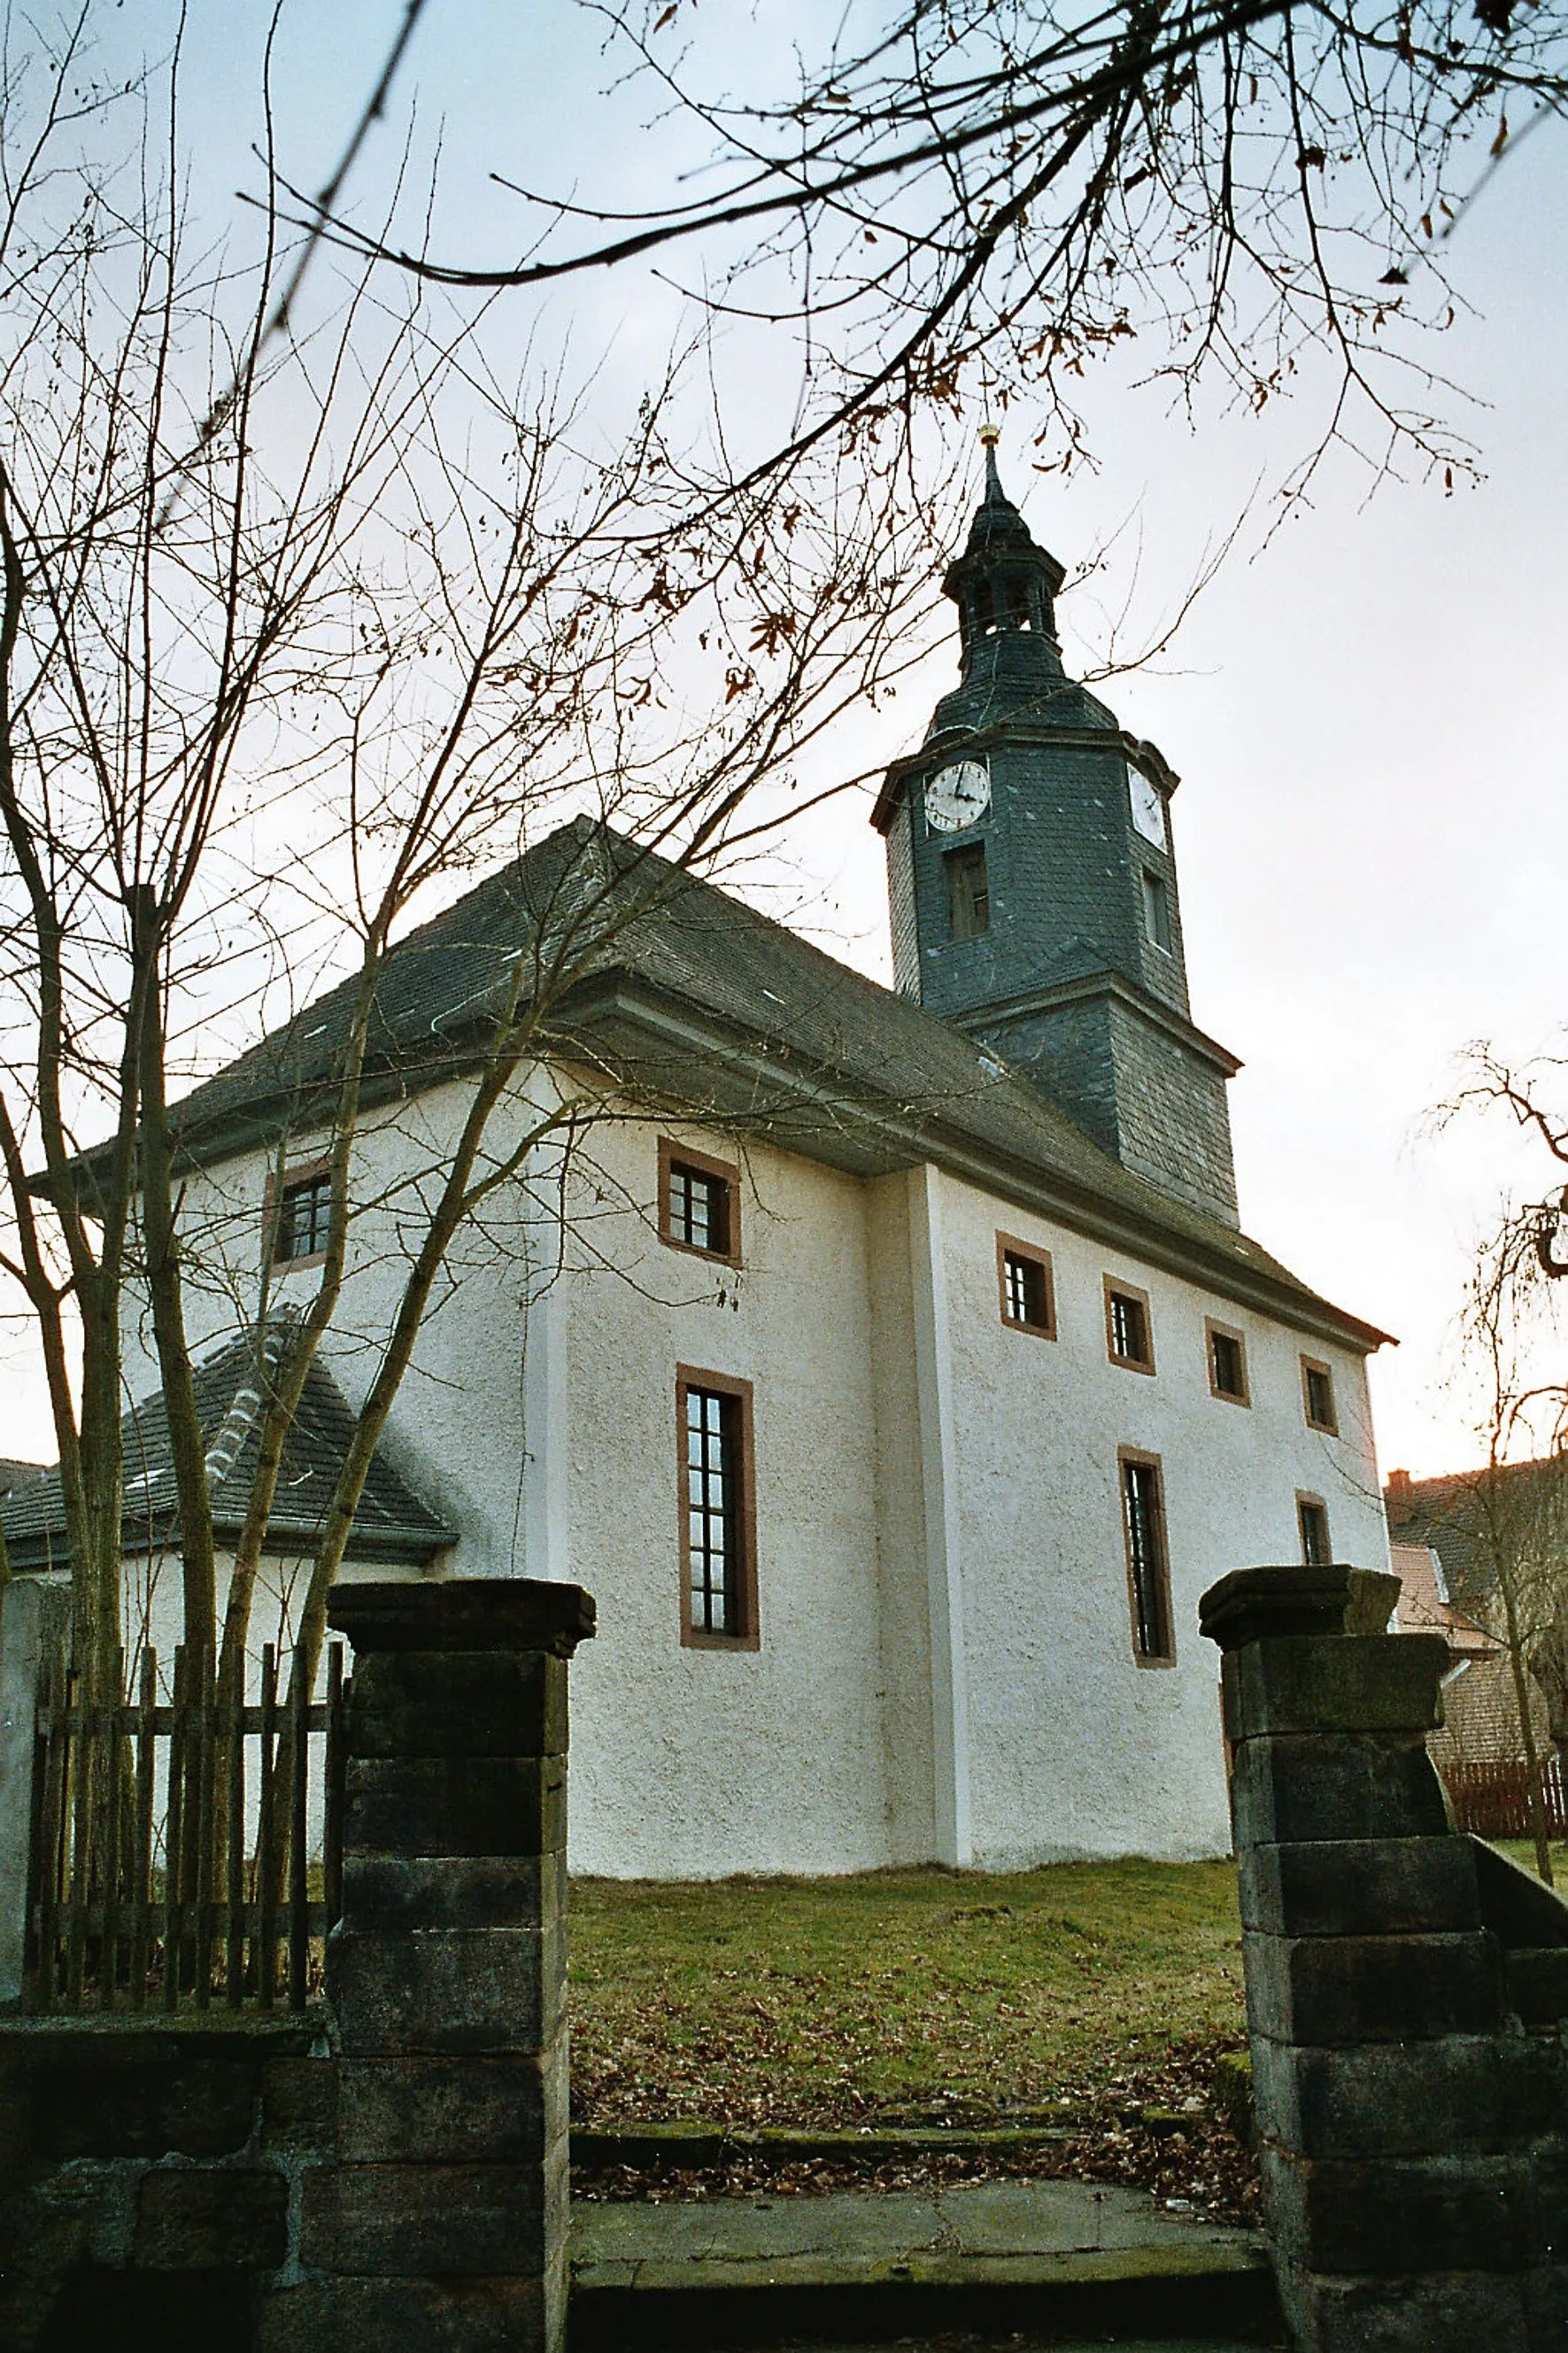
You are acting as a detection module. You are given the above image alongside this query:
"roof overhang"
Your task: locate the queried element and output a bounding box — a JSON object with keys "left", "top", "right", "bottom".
{"left": 959, "top": 968, "right": 1244, "bottom": 1080}
{"left": 557, "top": 969, "right": 1393, "bottom": 1358}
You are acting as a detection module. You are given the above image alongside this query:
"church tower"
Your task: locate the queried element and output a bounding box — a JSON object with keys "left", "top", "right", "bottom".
{"left": 871, "top": 432, "right": 1240, "bottom": 1227}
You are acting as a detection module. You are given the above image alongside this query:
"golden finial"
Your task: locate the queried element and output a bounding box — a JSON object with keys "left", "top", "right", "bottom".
{"left": 978, "top": 422, "right": 1000, "bottom": 449}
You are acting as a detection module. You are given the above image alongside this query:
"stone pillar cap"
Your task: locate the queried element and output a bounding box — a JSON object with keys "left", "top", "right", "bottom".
{"left": 328, "top": 1577, "right": 597, "bottom": 1658}
{"left": 1199, "top": 1563, "right": 1402, "bottom": 1653}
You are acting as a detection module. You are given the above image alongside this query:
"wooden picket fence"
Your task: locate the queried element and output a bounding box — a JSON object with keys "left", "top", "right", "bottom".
{"left": 1441, "top": 1753, "right": 1568, "bottom": 1842}
{"left": 27, "top": 1637, "right": 346, "bottom": 2014}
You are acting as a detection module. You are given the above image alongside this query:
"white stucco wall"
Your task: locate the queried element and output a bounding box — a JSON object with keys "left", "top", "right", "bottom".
{"left": 117, "top": 1064, "right": 1389, "bottom": 1880}
{"left": 929, "top": 1172, "right": 1387, "bottom": 1869}
{"left": 560, "top": 1117, "right": 893, "bottom": 1878}
{"left": 120, "top": 1074, "right": 555, "bottom": 1585}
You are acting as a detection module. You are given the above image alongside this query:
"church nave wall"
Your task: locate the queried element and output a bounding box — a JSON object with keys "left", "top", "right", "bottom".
{"left": 929, "top": 1168, "right": 1387, "bottom": 1869}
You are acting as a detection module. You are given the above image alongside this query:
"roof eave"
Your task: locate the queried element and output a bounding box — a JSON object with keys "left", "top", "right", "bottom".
{"left": 558, "top": 969, "right": 1394, "bottom": 1358}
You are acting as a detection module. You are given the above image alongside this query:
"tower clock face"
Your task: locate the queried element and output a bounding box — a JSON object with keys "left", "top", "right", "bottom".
{"left": 925, "top": 758, "right": 991, "bottom": 832}
{"left": 1128, "top": 769, "right": 1167, "bottom": 849}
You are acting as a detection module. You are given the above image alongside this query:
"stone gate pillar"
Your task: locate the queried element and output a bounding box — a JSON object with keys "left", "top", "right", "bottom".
{"left": 287, "top": 1577, "right": 594, "bottom": 2353}
{"left": 1201, "top": 1561, "right": 1568, "bottom": 2353}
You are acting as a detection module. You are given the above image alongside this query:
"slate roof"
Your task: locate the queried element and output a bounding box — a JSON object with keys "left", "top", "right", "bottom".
{"left": 78, "top": 817, "right": 1388, "bottom": 1355}
{"left": 0, "top": 1319, "right": 453, "bottom": 1573}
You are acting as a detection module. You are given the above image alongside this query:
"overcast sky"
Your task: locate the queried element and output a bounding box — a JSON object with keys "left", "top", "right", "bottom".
{"left": 4, "top": 2, "right": 1566, "bottom": 1479}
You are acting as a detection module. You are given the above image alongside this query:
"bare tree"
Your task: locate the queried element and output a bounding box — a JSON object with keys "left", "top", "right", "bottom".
{"left": 305, "top": 0, "right": 1568, "bottom": 511}
{"left": 1430, "top": 1043, "right": 1568, "bottom": 1877}
{"left": 1453, "top": 1243, "right": 1568, "bottom": 1880}
{"left": 0, "top": 0, "right": 944, "bottom": 1784}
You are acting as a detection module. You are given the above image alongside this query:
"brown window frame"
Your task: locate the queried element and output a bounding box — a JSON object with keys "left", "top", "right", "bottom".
{"left": 262, "top": 1156, "right": 331, "bottom": 1273}
{"left": 1301, "top": 1355, "right": 1339, "bottom": 1435}
{"left": 1118, "top": 1446, "right": 1177, "bottom": 1668}
{"left": 997, "top": 1233, "right": 1056, "bottom": 1339}
{"left": 676, "top": 1365, "right": 760, "bottom": 1652}
{"left": 659, "top": 1138, "right": 742, "bottom": 1266}
{"left": 1104, "top": 1276, "right": 1155, "bottom": 1374}
{"left": 1205, "top": 1317, "right": 1250, "bottom": 1407}
{"left": 1297, "top": 1491, "right": 1332, "bottom": 1568}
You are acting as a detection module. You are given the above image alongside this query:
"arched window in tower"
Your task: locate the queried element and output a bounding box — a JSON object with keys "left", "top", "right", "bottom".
{"left": 971, "top": 580, "right": 996, "bottom": 637}
{"left": 1007, "top": 577, "right": 1031, "bottom": 630}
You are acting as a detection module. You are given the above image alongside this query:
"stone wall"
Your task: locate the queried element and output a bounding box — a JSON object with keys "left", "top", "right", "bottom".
{"left": 1203, "top": 1561, "right": 1568, "bottom": 2351}
{"left": 0, "top": 2016, "right": 327, "bottom": 2347}
{"left": 0, "top": 1577, "right": 592, "bottom": 2353}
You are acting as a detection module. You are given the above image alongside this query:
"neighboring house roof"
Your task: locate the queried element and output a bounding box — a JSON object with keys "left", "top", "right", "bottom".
{"left": 1387, "top": 1540, "right": 1496, "bottom": 1659}
{"left": 0, "top": 1459, "right": 44, "bottom": 1497}
{"left": 1384, "top": 1459, "right": 1568, "bottom": 1614}
{"left": 73, "top": 818, "right": 1389, "bottom": 1355}
{"left": 0, "top": 1320, "right": 454, "bottom": 1574}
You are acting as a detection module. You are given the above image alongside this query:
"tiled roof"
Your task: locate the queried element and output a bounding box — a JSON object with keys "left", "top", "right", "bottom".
{"left": 0, "top": 1459, "right": 44, "bottom": 1496}
{"left": 1, "top": 1319, "right": 453, "bottom": 1573}
{"left": 80, "top": 818, "right": 1387, "bottom": 1353}
{"left": 1386, "top": 1539, "right": 1495, "bottom": 1653}
{"left": 1384, "top": 1459, "right": 1568, "bottom": 1609}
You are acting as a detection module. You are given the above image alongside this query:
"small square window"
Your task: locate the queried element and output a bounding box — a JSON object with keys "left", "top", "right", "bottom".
{"left": 1206, "top": 1319, "right": 1249, "bottom": 1405}
{"left": 1302, "top": 1357, "right": 1339, "bottom": 1435}
{"left": 1120, "top": 1449, "right": 1175, "bottom": 1665}
{"left": 1141, "top": 870, "right": 1172, "bottom": 953}
{"left": 1298, "top": 1495, "right": 1331, "bottom": 1568}
{"left": 660, "top": 1141, "right": 741, "bottom": 1263}
{"left": 1105, "top": 1278, "right": 1155, "bottom": 1373}
{"left": 997, "top": 1235, "right": 1055, "bottom": 1337}
{"left": 270, "top": 1166, "right": 330, "bottom": 1266}
{"left": 945, "top": 843, "right": 990, "bottom": 940}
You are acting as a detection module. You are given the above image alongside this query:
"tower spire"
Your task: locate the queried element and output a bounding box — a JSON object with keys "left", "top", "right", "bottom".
{"left": 979, "top": 419, "right": 1004, "bottom": 505}
{"left": 940, "top": 424, "right": 1067, "bottom": 690}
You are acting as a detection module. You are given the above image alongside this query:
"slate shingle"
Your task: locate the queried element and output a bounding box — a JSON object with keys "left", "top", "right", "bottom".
{"left": 1, "top": 1319, "right": 452, "bottom": 1573}
{"left": 71, "top": 817, "right": 1386, "bottom": 1351}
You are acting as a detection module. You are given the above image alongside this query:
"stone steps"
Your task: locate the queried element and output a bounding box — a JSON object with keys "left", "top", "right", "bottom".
{"left": 568, "top": 2179, "right": 1285, "bottom": 2348}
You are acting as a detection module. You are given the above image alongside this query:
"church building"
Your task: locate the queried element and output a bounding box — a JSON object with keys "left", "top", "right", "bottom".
{"left": 3, "top": 445, "right": 1394, "bottom": 1877}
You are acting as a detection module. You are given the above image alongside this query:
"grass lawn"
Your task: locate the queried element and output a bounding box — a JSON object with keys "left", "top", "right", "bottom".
{"left": 569, "top": 1859, "right": 1247, "bottom": 2131}
{"left": 1492, "top": 1839, "right": 1568, "bottom": 1884}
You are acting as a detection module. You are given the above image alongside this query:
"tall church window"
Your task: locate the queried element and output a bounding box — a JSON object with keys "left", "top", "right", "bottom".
{"left": 1119, "top": 1450, "right": 1176, "bottom": 1664}
{"left": 1141, "top": 869, "right": 1173, "bottom": 953}
{"left": 269, "top": 1164, "right": 331, "bottom": 1267}
{"left": 1206, "top": 1319, "right": 1250, "bottom": 1405}
{"left": 1105, "top": 1278, "right": 1155, "bottom": 1373}
{"left": 997, "top": 1235, "right": 1055, "bottom": 1337}
{"left": 1298, "top": 1494, "right": 1332, "bottom": 1567}
{"left": 660, "top": 1140, "right": 741, "bottom": 1263}
{"left": 1302, "top": 1357, "right": 1339, "bottom": 1435}
{"left": 945, "top": 843, "right": 990, "bottom": 939}
{"left": 677, "top": 1367, "right": 758, "bottom": 1648}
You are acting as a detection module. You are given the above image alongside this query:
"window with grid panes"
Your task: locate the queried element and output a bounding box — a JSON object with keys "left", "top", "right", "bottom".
{"left": 668, "top": 1159, "right": 731, "bottom": 1257}
{"left": 1003, "top": 1250, "right": 1048, "bottom": 1330}
{"left": 274, "top": 1172, "right": 330, "bottom": 1263}
{"left": 1299, "top": 1498, "right": 1331, "bottom": 1567}
{"left": 1209, "top": 1327, "right": 1246, "bottom": 1400}
{"left": 685, "top": 1384, "right": 741, "bottom": 1635}
{"left": 1302, "top": 1359, "right": 1338, "bottom": 1433}
{"left": 1108, "top": 1287, "right": 1150, "bottom": 1366}
{"left": 1121, "top": 1455, "right": 1174, "bottom": 1661}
